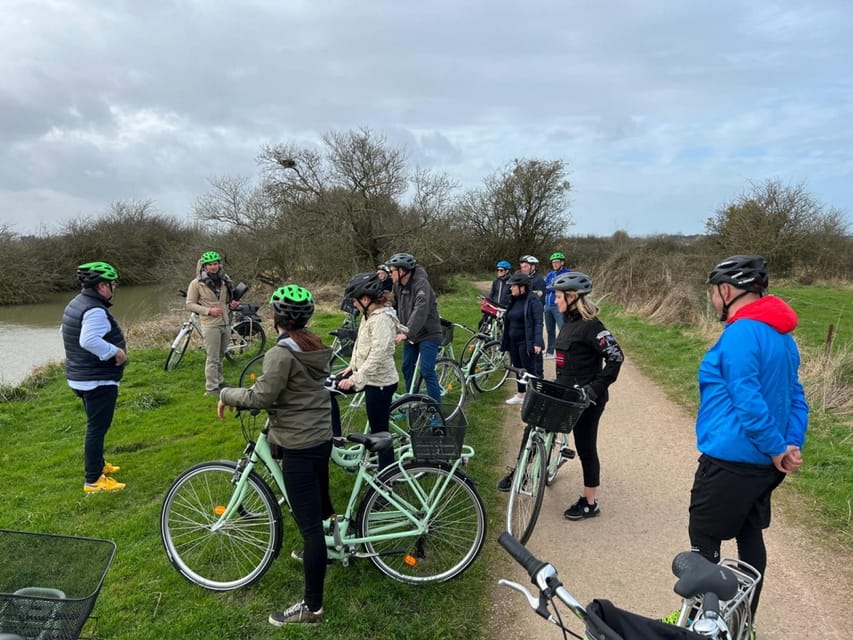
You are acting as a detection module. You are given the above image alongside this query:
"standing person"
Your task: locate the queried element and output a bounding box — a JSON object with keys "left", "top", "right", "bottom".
{"left": 336, "top": 272, "right": 401, "bottom": 470}
{"left": 61, "top": 261, "right": 128, "bottom": 493}
{"left": 551, "top": 272, "right": 624, "bottom": 520}
{"left": 387, "top": 252, "right": 443, "bottom": 404}
{"left": 688, "top": 255, "right": 808, "bottom": 619}
{"left": 543, "top": 251, "right": 570, "bottom": 359}
{"left": 376, "top": 264, "right": 394, "bottom": 292}
{"left": 219, "top": 285, "right": 333, "bottom": 626}
{"left": 489, "top": 260, "right": 513, "bottom": 308}
{"left": 519, "top": 255, "right": 546, "bottom": 299}
{"left": 500, "top": 271, "right": 544, "bottom": 406}
{"left": 185, "top": 251, "right": 241, "bottom": 396}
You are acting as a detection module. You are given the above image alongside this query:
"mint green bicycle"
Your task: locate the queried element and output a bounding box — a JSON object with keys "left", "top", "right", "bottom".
{"left": 159, "top": 403, "right": 485, "bottom": 590}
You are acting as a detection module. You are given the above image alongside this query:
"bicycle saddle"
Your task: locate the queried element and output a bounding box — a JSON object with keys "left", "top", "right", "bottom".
{"left": 671, "top": 551, "right": 738, "bottom": 600}
{"left": 347, "top": 432, "right": 394, "bottom": 452}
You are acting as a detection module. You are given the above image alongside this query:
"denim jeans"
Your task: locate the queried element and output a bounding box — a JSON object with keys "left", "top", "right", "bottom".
{"left": 281, "top": 440, "right": 334, "bottom": 612}
{"left": 543, "top": 305, "right": 564, "bottom": 354}
{"left": 75, "top": 384, "right": 119, "bottom": 483}
{"left": 402, "top": 338, "right": 441, "bottom": 404}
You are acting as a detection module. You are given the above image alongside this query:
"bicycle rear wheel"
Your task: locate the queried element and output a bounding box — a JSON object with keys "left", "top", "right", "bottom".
{"left": 459, "top": 334, "right": 485, "bottom": 369}
{"left": 415, "top": 357, "right": 466, "bottom": 420}
{"left": 238, "top": 353, "right": 265, "bottom": 387}
{"left": 164, "top": 326, "right": 192, "bottom": 371}
{"left": 357, "top": 462, "right": 486, "bottom": 583}
{"left": 470, "top": 340, "right": 509, "bottom": 393}
{"left": 225, "top": 321, "right": 266, "bottom": 364}
{"left": 506, "top": 435, "right": 546, "bottom": 544}
{"left": 160, "top": 461, "right": 283, "bottom": 591}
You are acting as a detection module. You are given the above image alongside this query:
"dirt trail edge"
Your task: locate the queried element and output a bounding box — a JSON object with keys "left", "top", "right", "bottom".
{"left": 486, "top": 357, "right": 851, "bottom": 640}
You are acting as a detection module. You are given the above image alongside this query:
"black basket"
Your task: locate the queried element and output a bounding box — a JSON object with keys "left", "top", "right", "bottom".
{"left": 0, "top": 530, "right": 116, "bottom": 640}
{"left": 521, "top": 379, "right": 590, "bottom": 433}
{"left": 439, "top": 317, "right": 454, "bottom": 347}
{"left": 408, "top": 403, "right": 468, "bottom": 462}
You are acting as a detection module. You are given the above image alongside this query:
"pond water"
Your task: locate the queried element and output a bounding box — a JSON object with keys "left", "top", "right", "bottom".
{"left": 0, "top": 284, "right": 172, "bottom": 386}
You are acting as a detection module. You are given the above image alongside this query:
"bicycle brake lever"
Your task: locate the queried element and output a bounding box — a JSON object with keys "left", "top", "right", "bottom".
{"left": 498, "top": 579, "right": 540, "bottom": 610}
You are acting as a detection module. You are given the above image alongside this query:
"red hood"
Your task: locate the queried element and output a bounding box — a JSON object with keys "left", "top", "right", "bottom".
{"left": 727, "top": 295, "right": 798, "bottom": 334}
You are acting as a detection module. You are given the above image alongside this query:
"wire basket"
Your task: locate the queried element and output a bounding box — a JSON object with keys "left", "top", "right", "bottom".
{"left": 0, "top": 529, "right": 116, "bottom": 640}
{"left": 407, "top": 403, "right": 468, "bottom": 462}
{"left": 521, "top": 379, "right": 590, "bottom": 433}
{"left": 439, "top": 318, "right": 454, "bottom": 347}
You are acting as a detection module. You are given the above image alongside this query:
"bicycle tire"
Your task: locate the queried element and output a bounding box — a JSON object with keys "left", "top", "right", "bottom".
{"left": 160, "top": 461, "right": 283, "bottom": 591}
{"left": 225, "top": 321, "right": 266, "bottom": 363}
{"left": 387, "top": 393, "right": 437, "bottom": 443}
{"left": 459, "top": 333, "right": 485, "bottom": 369}
{"left": 164, "top": 326, "right": 192, "bottom": 371}
{"left": 357, "top": 461, "right": 486, "bottom": 584}
{"left": 505, "top": 436, "right": 547, "bottom": 544}
{"left": 470, "top": 340, "right": 509, "bottom": 393}
{"left": 238, "top": 353, "right": 265, "bottom": 387}
{"left": 545, "top": 433, "right": 570, "bottom": 487}
{"left": 414, "top": 357, "right": 466, "bottom": 419}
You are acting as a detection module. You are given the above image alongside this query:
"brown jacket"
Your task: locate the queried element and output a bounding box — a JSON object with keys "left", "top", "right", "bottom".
{"left": 186, "top": 267, "right": 234, "bottom": 328}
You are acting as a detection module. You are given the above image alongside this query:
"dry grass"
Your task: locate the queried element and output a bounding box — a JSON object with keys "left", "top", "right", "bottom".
{"left": 801, "top": 343, "right": 853, "bottom": 417}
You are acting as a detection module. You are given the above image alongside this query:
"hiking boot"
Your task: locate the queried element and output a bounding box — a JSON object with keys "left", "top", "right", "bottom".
{"left": 268, "top": 601, "right": 323, "bottom": 626}
{"left": 102, "top": 462, "right": 121, "bottom": 475}
{"left": 496, "top": 467, "right": 515, "bottom": 492}
{"left": 84, "top": 475, "right": 126, "bottom": 493}
{"left": 563, "top": 496, "right": 600, "bottom": 520}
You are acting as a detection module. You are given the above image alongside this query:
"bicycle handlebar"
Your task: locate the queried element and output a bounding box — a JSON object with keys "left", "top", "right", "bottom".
{"left": 498, "top": 531, "right": 549, "bottom": 584}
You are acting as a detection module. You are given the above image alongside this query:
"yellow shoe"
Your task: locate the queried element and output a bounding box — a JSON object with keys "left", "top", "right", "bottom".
{"left": 84, "top": 475, "right": 126, "bottom": 493}
{"left": 102, "top": 462, "right": 121, "bottom": 475}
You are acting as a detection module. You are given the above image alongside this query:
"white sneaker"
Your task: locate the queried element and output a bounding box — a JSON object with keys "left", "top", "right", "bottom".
{"left": 505, "top": 395, "right": 524, "bottom": 405}
{"left": 544, "top": 353, "right": 555, "bottom": 360}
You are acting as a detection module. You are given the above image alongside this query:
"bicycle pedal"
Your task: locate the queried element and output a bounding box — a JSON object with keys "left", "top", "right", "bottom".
{"left": 560, "top": 447, "right": 576, "bottom": 459}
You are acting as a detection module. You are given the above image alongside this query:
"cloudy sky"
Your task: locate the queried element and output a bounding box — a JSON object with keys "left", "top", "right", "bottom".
{"left": 2, "top": 0, "right": 851, "bottom": 237}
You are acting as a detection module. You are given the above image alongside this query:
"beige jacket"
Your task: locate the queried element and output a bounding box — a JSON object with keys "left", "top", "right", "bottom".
{"left": 349, "top": 307, "right": 402, "bottom": 391}
{"left": 186, "top": 272, "right": 232, "bottom": 328}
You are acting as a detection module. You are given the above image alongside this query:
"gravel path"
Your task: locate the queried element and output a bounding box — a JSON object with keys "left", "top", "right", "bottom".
{"left": 485, "top": 357, "right": 851, "bottom": 639}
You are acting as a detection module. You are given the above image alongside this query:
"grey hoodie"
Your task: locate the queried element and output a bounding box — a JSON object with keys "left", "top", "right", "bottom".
{"left": 220, "top": 336, "right": 332, "bottom": 449}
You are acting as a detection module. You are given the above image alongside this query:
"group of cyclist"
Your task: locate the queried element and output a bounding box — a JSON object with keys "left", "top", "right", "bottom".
{"left": 60, "top": 247, "right": 807, "bottom": 630}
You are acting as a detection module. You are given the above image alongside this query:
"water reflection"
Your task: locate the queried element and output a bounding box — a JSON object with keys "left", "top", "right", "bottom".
{"left": 0, "top": 284, "right": 171, "bottom": 386}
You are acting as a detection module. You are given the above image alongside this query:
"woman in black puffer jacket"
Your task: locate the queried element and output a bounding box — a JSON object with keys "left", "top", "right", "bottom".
{"left": 552, "top": 272, "right": 624, "bottom": 521}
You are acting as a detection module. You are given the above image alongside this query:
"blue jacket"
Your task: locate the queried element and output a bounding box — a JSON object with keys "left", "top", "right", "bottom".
{"left": 695, "top": 295, "right": 808, "bottom": 464}
{"left": 544, "top": 267, "right": 570, "bottom": 306}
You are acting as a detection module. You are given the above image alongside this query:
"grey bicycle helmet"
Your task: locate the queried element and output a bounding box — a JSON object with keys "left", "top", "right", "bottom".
{"left": 507, "top": 271, "right": 531, "bottom": 287}
{"left": 552, "top": 272, "right": 593, "bottom": 295}
{"left": 77, "top": 261, "right": 119, "bottom": 287}
{"left": 706, "top": 255, "right": 768, "bottom": 293}
{"left": 270, "top": 284, "right": 315, "bottom": 326}
{"left": 345, "top": 272, "right": 385, "bottom": 301}
{"left": 387, "top": 252, "right": 417, "bottom": 271}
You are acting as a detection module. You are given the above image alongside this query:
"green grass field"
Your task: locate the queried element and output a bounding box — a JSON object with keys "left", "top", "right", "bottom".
{"left": 0, "top": 279, "right": 848, "bottom": 638}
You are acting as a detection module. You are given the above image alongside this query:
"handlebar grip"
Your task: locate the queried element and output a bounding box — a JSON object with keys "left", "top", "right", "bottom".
{"left": 498, "top": 531, "right": 548, "bottom": 583}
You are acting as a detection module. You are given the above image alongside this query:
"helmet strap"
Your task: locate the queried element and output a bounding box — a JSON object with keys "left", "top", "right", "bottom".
{"left": 717, "top": 285, "right": 750, "bottom": 322}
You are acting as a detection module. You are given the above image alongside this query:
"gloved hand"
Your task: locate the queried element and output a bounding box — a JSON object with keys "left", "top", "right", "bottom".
{"left": 582, "top": 384, "right": 598, "bottom": 405}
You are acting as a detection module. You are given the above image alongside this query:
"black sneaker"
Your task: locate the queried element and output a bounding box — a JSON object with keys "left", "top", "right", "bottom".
{"left": 563, "top": 496, "right": 600, "bottom": 520}
{"left": 496, "top": 467, "right": 515, "bottom": 492}
{"left": 268, "top": 600, "right": 323, "bottom": 625}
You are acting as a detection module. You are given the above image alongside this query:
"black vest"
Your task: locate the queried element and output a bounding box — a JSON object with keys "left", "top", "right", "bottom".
{"left": 62, "top": 290, "right": 126, "bottom": 382}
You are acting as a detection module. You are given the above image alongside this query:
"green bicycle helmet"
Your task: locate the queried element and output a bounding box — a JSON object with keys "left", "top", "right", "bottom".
{"left": 270, "top": 284, "right": 315, "bottom": 326}
{"left": 549, "top": 252, "right": 566, "bottom": 262}
{"left": 77, "top": 261, "right": 119, "bottom": 287}
{"left": 200, "top": 250, "right": 222, "bottom": 265}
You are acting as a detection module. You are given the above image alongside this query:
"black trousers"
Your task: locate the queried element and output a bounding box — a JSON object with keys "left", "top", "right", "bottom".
{"left": 75, "top": 384, "right": 119, "bottom": 484}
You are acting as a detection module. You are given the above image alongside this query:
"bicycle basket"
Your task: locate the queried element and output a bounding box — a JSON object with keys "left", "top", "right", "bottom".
{"left": 480, "top": 298, "right": 506, "bottom": 318}
{"left": 439, "top": 317, "right": 454, "bottom": 347}
{"left": 407, "top": 403, "right": 468, "bottom": 462}
{"left": 0, "top": 529, "right": 115, "bottom": 640}
{"left": 521, "top": 379, "right": 590, "bottom": 433}
{"left": 330, "top": 327, "right": 357, "bottom": 358}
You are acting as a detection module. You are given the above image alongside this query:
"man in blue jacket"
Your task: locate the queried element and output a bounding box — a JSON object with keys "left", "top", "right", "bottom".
{"left": 688, "top": 255, "right": 808, "bottom": 619}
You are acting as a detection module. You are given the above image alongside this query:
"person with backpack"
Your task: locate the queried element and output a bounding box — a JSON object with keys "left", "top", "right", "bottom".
{"left": 218, "top": 285, "right": 334, "bottom": 625}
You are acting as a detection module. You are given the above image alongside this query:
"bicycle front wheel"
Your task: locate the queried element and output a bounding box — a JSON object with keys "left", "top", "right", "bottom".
{"left": 357, "top": 462, "right": 486, "bottom": 583}
{"left": 225, "top": 321, "right": 266, "bottom": 363}
{"left": 238, "top": 353, "right": 265, "bottom": 387}
{"left": 545, "top": 432, "right": 571, "bottom": 486}
{"left": 160, "top": 461, "right": 283, "bottom": 591}
{"left": 459, "top": 334, "right": 484, "bottom": 369}
{"left": 470, "top": 340, "right": 509, "bottom": 393}
{"left": 415, "top": 357, "right": 466, "bottom": 419}
{"left": 164, "top": 326, "right": 192, "bottom": 371}
{"left": 506, "top": 436, "right": 547, "bottom": 544}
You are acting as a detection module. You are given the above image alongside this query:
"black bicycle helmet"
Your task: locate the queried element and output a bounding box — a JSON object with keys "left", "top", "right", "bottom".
{"left": 387, "top": 252, "right": 417, "bottom": 271}
{"left": 706, "top": 255, "right": 768, "bottom": 292}
{"left": 270, "top": 284, "right": 315, "bottom": 326}
{"left": 345, "top": 272, "right": 385, "bottom": 301}
{"left": 552, "top": 272, "right": 592, "bottom": 295}
{"left": 507, "top": 271, "right": 531, "bottom": 287}
{"left": 77, "top": 261, "right": 119, "bottom": 287}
